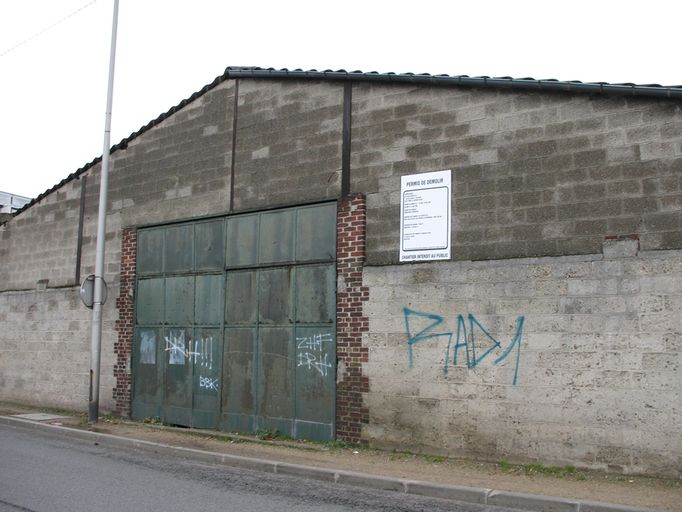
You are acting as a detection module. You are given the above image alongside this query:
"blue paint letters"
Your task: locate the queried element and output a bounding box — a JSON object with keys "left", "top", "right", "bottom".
{"left": 404, "top": 308, "right": 525, "bottom": 385}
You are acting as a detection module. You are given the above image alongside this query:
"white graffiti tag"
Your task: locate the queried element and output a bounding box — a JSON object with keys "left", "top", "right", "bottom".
{"left": 297, "top": 332, "right": 332, "bottom": 351}
{"left": 193, "top": 337, "right": 214, "bottom": 370}
{"left": 164, "top": 332, "right": 214, "bottom": 369}
{"left": 296, "top": 333, "right": 333, "bottom": 376}
{"left": 297, "top": 351, "right": 333, "bottom": 377}
{"left": 165, "top": 331, "right": 188, "bottom": 365}
{"left": 199, "top": 376, "right": 219, "bottom": 391}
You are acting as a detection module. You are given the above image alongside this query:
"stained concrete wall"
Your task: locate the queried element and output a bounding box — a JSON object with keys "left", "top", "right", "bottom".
{"left": 0, "top": 177, "right": 82, "bottom": 291}
{"left": 233, "top": 79, "right": 343, "bottom": 210}
{"left": 352, "top": 82, "right": 681, "bottom": 476}
{"left": 0, "top": 287, "right": 117, "bottom": 409}
{"left": 362, "top": 242, "right": 681, "bottom": 476}
{"left": 351, "top": 83, "right": 682, "bottom": 264}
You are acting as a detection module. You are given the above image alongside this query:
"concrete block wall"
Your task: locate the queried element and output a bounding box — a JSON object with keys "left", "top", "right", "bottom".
{"left": 351, "top": 83, "right": 682, "bottom": 264}
{"left": 0, "top": 286, "right": 117, "bottom": 410}
{"left": 107, "top": 80, "right": 235, "bottom": 229}
{"left": 0, "top": 177, "right": 82, "bottom": 291}
{"left": 361, "top": 242, "right": 681, "bottom": 476}
{"left": 233, "top": 79, "right": 343, "bottom": 210}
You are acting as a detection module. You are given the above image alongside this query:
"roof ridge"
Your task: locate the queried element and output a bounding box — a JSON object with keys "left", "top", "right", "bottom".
{"left": 12, "top": 66, "right": 682, "bottom": 217}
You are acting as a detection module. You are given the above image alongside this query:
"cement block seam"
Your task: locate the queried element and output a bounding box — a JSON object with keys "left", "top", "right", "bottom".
{"left": 0, "top": 416, "right": 660, "bottom": 512}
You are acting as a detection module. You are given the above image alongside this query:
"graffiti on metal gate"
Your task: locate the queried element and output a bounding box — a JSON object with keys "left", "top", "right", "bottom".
{"left": 403, "top": 308, "right": 525, "bottom": 385}
{"left": 199, "top": 376, "right": 219, "bottom": 391}
{"left": 164, "top": 331, "right": 215, "bottom": 370}
{"left": 296, "top": 332, "right": 333, "bottom": 377}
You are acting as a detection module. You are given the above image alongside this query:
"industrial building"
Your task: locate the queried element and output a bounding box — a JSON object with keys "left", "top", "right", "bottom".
{"left": 1, "top": 67, "right": 680, "bottom": 476}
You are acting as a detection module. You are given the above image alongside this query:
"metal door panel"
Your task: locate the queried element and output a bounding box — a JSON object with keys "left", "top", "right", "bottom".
{"left": 295, "top": 265, "right": 335, "bottom": 324}
{"left": 294, "top": 420, "right": 333, "bottom": 441}
{"left": 225, "top": 215, "right": 258, "bottom": 268}
{"left": 225, "top": 271, "right": 257, "bottom": 325}
{"left": 134, "top": 203, "right": 336, "bottom": 440}
{"left": 163, "top": 327, "right": 193, "bottom": 425}
{"left": 165, "top": 224, "right": 194, "bottom": 272}
{"left": 137, "top": 228, "right": 164, "bottom": 274}
{"left": 192, "top": 327, "right": 221, "bottom": 428}
{"left": 296, "top": 204, "right": 336, "bottom": 262}
{"left": 258, "top": 268, "right": 292, "bottom": 325}
{"left": 165, "top": 276, "right": 194, "bottom": 325}
{"left": 136, "top": 278, "right": 164, "bottom": 325}
{"left": 221, "top": 327, "right": 256, "bottom": 432}
{"left": 195, "top": 220, "right": 224, "bottom": 270}
{"left": 294, "top": 326, "right": 335, "bottom": 439}
{"left": 131, "top": 327, "right": 163, "bottom": 419}
{"left": 195, "top": 274, "right": 223, "bottom": 325}
{"left": 257, "top": 327, "right": 294, "bottom": 435}
{"left": 259, "top": 209, "right": 294, "bottom": 264}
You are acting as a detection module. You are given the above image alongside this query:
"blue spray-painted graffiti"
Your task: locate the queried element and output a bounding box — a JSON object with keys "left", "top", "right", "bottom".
{"left": 404, "top": 308, "right": 525, "bottom": 385}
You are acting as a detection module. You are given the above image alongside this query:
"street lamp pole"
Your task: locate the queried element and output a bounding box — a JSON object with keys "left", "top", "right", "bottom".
{"left": 89, "top": 0, "right": 119, "bottom": 423}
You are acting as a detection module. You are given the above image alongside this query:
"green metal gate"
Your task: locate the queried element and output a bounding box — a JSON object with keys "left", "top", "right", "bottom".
{"left": 131, "top": 203, "right": 337, "bottom": 440}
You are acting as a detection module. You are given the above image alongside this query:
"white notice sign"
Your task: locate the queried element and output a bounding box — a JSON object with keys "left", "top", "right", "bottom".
{"left": 400, "top": 170, "right": 451, "bottom": 262}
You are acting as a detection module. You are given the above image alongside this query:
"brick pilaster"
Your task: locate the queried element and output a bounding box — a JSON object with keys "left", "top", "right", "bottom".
{"left": 336, "top": 194, "right": 370, "bottom": 443}
{"left": 113, "top": 228, "right": 136, "bottom": 417}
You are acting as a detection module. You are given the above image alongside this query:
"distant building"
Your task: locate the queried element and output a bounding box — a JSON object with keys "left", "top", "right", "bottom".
{"left": 0, "top": 191, "right": 31, "bottom": 213}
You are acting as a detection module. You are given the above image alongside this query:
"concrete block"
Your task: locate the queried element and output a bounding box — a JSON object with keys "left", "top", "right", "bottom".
{"left": 487, "top": 490, "right": 579, "bottom": 511}
{"left": 335, "top": 470, "right": 406, "bottom": 491}
{"left": 580, "top": 501, "right": 658, "bottom": 512}
{"left": 276, "top": 463, "right": 336, "bottom": 482}
{"left": 470, "top": 149, "right": 499, "bottom": 165}
{"left": 405, "top": 481, "right": 489, "bottom": 503}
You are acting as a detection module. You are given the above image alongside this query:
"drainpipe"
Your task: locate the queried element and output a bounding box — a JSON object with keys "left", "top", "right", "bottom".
{"left": 89, "top": 0, "right": 119, "bottom": 423}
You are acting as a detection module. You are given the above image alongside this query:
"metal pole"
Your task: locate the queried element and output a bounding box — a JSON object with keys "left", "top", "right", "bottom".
{"left": 89, "top": 0, "right": 119, "bottom": 423}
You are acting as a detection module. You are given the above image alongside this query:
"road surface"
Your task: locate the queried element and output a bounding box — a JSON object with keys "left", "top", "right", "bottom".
{"left": 0, "top": 423, "right": 516, "bottom": 511}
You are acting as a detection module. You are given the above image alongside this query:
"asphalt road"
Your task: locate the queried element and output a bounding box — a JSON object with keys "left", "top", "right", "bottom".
{"left": 0, "top": 423, "right": 520, "bottom": 512}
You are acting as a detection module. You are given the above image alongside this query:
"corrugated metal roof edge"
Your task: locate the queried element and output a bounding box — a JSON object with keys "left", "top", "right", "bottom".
{"left": 12, "top": 66, "right": 682, "bottom": 217}
{"left": 224, "top": 67, "right": 682, "bottom": 98}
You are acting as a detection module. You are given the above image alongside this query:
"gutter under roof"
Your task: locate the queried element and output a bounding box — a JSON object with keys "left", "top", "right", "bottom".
{"left": 12, "top": 66, "right": 682, "bottom": 217}
{"left": 224, "top": 67, "right": 682, "bottom": 99}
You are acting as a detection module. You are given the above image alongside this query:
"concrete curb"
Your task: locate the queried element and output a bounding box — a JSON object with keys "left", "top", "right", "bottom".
{"left": 0, "top": 416, "right": 659, "bottom": 512}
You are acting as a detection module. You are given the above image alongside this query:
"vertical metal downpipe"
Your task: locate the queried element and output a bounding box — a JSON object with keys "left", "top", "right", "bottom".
{"left": 229, "top": 79, "right": 240, "bottom": 212}
{"left": 341, "top": 82, "right": 352, "bottom": 197}
{"left": 75, "top": 175, "right": 87, "bottom": 285}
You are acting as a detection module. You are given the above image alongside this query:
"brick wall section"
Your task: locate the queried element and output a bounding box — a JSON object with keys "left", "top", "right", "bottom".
{"left": 336, "top": 194, "right": 370, "bottom": 443}
{"left": 113, "top": 228, "right": 136, "bottom": 416}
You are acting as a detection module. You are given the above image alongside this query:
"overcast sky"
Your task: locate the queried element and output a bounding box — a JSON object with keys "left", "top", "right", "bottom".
{"left": 1, "top": 0, "right": 679, "bottom": 199}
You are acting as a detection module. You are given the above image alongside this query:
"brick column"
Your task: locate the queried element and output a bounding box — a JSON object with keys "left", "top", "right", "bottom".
{"left": 113, "top": 228, "right": 136, "bottom": 417}
{"left": 336, "top": 194, "right": 370, "bottom": 443}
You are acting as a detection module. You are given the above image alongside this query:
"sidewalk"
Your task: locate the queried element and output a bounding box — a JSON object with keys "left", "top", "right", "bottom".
{"left": 0, "top": 403, "right": 678, "bottom": 512}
